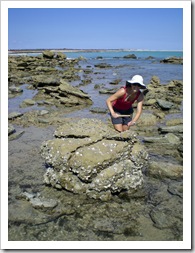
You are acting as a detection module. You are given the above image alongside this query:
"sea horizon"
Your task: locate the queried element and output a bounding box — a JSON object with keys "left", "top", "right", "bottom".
{"left": 8, "top": 48, "right": 183, "bottom": 53}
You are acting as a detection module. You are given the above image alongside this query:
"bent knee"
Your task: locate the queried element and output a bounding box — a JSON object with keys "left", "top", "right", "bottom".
{"left": 114, "top": 124, "right": 123, "bottom": 132}
{"left": 122, "top": 125, "right": 130, "bottom": 132}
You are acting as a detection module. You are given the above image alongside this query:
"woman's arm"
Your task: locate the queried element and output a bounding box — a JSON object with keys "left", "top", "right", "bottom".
{"left": 106, "top": 88, "right": 125, "bottom": 118}
{"left": 128, "top": 92, "right": 144, "bottom": 126}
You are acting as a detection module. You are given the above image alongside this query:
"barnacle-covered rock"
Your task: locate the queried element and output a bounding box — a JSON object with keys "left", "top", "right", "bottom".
{"left": 68, "top": 140, "right": 130, "bottom": 182}
{"left": 41, "top": 118, "right": 149, "bottom": 200}
{"left": 88, "top": 160, "right": 143, "bottom": 193}
{"left": 54, "top": 118, "right": 117, "bottom": 139}
{"left": 41, "top": 137, "right": 94, "bottom": 170}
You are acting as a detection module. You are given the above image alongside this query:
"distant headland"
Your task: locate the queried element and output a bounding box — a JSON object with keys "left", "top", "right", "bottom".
{"left": 8, "top": 48, "right": 130, "bottom": 54}
{"left": 8, "top": 48, "right": 182, "bottom": 54}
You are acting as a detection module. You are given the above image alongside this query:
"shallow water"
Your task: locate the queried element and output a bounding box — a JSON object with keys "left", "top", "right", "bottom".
{"left": 8, "top": 51, "right": 183, "bottom": 115}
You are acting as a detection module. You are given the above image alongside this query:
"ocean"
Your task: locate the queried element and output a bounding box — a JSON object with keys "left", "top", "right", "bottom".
{"left": 17, "top": 50, "right": 182, "bottom": 60}
{"left": 8, "top": 50, "right": 183, "bottom": 119}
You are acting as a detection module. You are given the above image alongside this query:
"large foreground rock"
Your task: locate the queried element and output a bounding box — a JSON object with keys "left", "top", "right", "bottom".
{"left": 41, "top": 119, "right": 149, "bottom": 201}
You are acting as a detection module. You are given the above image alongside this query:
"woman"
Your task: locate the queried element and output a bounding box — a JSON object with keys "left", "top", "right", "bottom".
{"left": 106, "top": 75, "right": 146, "bottom": 132}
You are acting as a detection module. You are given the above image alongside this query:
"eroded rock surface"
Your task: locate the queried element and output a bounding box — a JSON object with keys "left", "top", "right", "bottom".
{"left": 41, "top": 118, "right": 148, "bottom": 200}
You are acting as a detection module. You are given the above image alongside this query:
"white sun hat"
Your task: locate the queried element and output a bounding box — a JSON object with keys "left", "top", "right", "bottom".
{"left": 126, "top": 75, "right": 146, "bottom": 89}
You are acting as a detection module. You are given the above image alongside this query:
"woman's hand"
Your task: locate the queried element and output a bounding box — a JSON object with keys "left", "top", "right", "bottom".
{"left": 111, "top": 112, "right": 120, "bottom": 118}
{"left": 128, "top": 121, "right": 136, "bottom": 126}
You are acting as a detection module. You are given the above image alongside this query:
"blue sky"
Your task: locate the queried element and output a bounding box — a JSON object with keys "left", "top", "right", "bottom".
{"left": 8, "top": 8, "right": 183, "bottom": 50}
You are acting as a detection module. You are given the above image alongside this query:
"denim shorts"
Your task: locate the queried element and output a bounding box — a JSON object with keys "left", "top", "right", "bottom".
{"left": 111, "top": 107, "right": 133, "bottom": 125}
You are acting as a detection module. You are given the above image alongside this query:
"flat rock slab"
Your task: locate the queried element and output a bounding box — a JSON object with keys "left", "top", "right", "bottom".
{"left": 147, "top": 161, "right": 183, "bottom": 180}
{"left": 8, "top": 112, "right": 23, "bottom": 120}
{"left": 30, "top": 197, "right": 58, "bottom": 210}
{"left": 54, "top": 118, "right": 117, "bottom": 139}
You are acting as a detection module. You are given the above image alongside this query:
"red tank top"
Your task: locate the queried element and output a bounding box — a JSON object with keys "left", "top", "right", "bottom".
{"left": 112, "top": 87, "right": 141, "bottom": 110}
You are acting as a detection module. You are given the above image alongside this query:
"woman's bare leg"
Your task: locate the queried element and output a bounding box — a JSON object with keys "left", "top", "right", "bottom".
{"left": 122, "top": 125, "right": 129, "bottom": 131}
{"left": 113, "top": 124, "right": 123, "bottom": 132}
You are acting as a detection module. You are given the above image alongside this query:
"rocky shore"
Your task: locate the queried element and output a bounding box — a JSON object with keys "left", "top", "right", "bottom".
{"left": 8, "top": 51, "right": 183, "bottom": 241}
